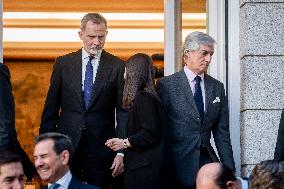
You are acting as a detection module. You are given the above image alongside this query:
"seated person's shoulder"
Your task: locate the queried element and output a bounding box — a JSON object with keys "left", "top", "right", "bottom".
{"left": 82, "top": 183, "right": 101, "bottom": 189}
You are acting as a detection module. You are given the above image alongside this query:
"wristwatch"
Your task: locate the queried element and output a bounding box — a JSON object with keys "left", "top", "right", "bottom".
{"left": 123, "top": 139, "right": 128, "bottom": 149}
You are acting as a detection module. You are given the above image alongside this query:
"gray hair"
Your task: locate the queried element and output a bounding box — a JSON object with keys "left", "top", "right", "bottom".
{"left": 183, "top": 31, "right": 216, "bottom": 55}
{"left": 81, "top": 13, "right": 107, "bottom": 31}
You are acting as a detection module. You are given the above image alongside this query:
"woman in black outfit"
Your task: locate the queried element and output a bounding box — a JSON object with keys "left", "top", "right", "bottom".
{"left": 105, "top": 53, "right": 167, "bottom": 189}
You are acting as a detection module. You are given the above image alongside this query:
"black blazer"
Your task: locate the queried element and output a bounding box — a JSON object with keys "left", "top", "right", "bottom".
{"left": 40, "top": 49, "right": 127, "bottom": 171}
{"left": 0, "top": 64, "right": 15, "bottom": 150}
{"left": 124, "top": 91, "right": 168, "bottom": 189}
{"left": 274, "top": 108, "right": 284, "bottom": 161}
{"left": 41, "top": 176, "right": 101, "bottom": 189}
{"left": 0, "top": 64, "right": 37, "bottom": 180}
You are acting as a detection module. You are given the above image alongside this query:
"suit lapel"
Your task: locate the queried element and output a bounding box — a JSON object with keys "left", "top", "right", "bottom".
{"left": 67, "top": 49, "right": 85, "bottom": 109}
{"left": 204, "top": 74, "right": 214, "bottom": 115}
{"left": 177, "top": 70, "right": 199, "bottom": 117}
{"left": 87, "top": 50, "right": 112, "bottom": 109}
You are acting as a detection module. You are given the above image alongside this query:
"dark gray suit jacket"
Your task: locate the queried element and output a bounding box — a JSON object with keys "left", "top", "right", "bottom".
{"left": 41, "top": 176, "right": 101, "bottom": 189}
{"left": 274, "top": 108, "right": 284, "bottom": 161}
{"left": 157, "top": 69, "right": 235, "bottom": 188}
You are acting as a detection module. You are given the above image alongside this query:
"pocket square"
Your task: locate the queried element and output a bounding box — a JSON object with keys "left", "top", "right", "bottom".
{"left": 213, "top": 97, "right": 220, "bottom": 104}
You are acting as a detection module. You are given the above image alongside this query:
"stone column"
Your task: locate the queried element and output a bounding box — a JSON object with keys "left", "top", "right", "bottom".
{"left": 207, "top": 0, "right": 226, "bottom": 84}
{"left": 240, "top": 0, "right": 284, "bottom": 176}
{"left": 228, "top": 0, "right": 241, "bottom": 175}
{"left": 164, "top": 0, "right": 182, "bottom": 76}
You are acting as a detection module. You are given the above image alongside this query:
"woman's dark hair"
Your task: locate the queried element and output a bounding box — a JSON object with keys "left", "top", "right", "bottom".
{"left": 249, "top": 160, "right": 284, "bottom": 189}
{"left": 123, "top": 53, "right": 159, "bottom": 108}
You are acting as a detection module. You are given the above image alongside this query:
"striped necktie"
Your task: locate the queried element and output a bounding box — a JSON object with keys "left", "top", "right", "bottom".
{"left": 49, "top": 183, "right": 60, "bottom": 189}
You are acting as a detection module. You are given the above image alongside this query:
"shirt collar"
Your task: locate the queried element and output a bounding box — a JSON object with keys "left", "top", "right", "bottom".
{"left": 82, "top": 48, "right": 102, "bottom": 60}
{"left": 238, "top": 177, "right": 249, "bottom": 189}
{"left": 183, "top": 65, "right": 204, "bottom": 82}
{"left": 47, "top": 170, "right": 72, "bottom": 189}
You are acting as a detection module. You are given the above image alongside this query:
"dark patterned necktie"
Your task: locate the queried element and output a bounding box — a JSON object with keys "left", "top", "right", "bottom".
{"left": 49, "top": 183, "right": 60, "bottom": 189}
{"left": 84, "top": 56, "right": 94, "bottom": 108}
{"left": 194, "top": 76, "right": 204, "bottom": 120}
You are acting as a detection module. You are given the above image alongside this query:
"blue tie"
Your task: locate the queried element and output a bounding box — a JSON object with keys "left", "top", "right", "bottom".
{"left": 194, "top": 76, "right": 204, "bottom": 120}
{"left": 84, "top": 56, "right": 94, "bottom": 109}
{"left": 49, "top": 183, "right": 60, "bottom": 189}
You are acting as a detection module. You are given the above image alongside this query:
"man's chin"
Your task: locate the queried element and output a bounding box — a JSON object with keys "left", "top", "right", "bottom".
{"left": 89, "top": 49, "right": 101, "bottom": 55}
{"left": 201, "top": 66, "right": 208, "bottom": 73}
{"left": 38, "top": 173, "right": 51, "bottom": 182}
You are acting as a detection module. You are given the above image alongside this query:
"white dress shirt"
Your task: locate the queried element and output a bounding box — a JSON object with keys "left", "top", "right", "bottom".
{"left": 238, "top": 177, "right": 249, "bottom": 189}
{"left": 47, "top": 170, "right": 72, "bottom": 189}
{"left": 81, "top": 48, "right": 102, "bottom": 91}
{"left": 183, "top": 66, "right": 206, "bottom": 111}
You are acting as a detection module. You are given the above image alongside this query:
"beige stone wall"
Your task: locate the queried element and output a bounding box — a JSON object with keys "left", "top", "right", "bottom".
{"left": 239, "top": 0, "right": 284, "bottom": 176}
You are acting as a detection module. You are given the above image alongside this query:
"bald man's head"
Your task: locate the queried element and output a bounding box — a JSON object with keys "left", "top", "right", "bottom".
{"left": 196, "top": 163, "right": 238, "bottom": 189}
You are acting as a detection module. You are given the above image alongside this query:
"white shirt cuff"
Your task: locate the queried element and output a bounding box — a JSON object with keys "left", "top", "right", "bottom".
{"left": 117, "top": 153, "right": 124, "bottom": 157}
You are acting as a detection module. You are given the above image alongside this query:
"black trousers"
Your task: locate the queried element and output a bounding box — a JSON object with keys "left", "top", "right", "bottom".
{"left": 186, "top": 147, "right": 213, "bottom": 189}
{"left": 167, "top": 147, "right": 212, "bottom": 189}
{"left": 71, "top": 130, "right": 123, "bottom": 189}
{"left": 199, "top": 146, "right": 213, "bottom": 168}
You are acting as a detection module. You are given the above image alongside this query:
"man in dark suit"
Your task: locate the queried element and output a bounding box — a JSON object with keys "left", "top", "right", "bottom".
{"left": 0, "top": 63, "right": 37, "bottom": 181}
{"left": 40, "top": 13, "right": 127, "bottom": 189}
{"left": 274, "top": 108, "right": 284, "bottom": 161}
{"left": 34, "top": 132, "right": 100, "bottom": 189}
{"left": 157, "top": 31, "right": 235, "bottom": 189}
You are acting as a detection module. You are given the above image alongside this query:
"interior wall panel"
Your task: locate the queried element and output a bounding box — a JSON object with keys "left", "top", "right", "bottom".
{"left": 4, "top": 0, "right": 206, "bottom": 13}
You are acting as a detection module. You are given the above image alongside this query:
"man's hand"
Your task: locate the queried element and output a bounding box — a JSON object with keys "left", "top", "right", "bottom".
{"left": 105, "top": 138, "right": 124, "bottom": 151}
{"left": 110, "top": 155, "right": 124, "bottom": 177}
